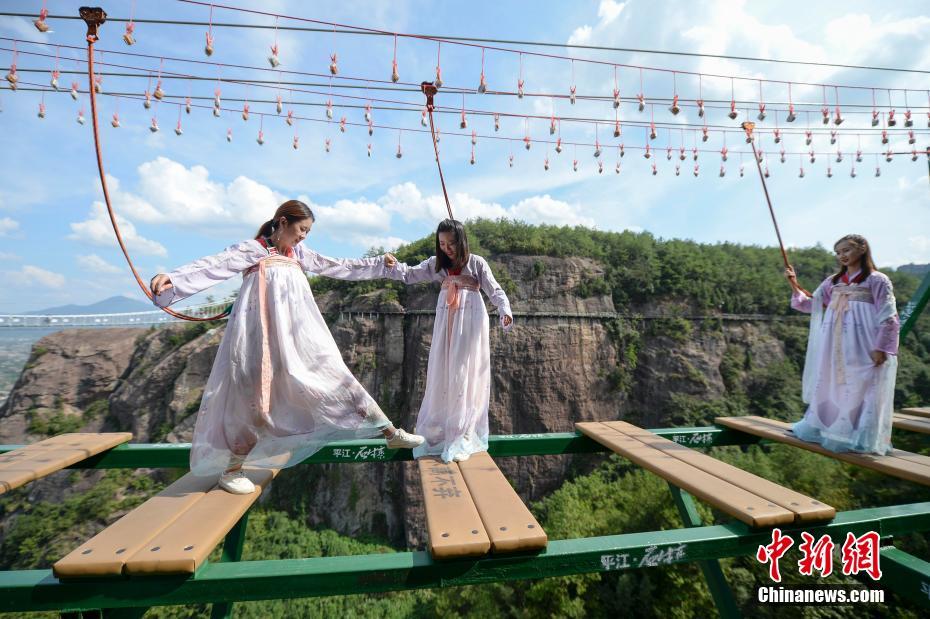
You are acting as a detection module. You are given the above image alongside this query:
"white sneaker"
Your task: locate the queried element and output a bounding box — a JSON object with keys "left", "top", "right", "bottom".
{"left": 218, "top": 470, "right": 256, "bottom": 495}
{"left": 386, "top": 428, "right": 425, "bottom": 449}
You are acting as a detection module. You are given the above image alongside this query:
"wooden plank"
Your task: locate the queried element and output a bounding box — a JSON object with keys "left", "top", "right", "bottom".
{"left": 53, "top": 472, "right": 216, "bottom": 578}
{"left": 123, "top": 469, "right": 276, "bottom": 575}
{"left": 893, "top": 413, "right": 930, "bottom": 435}
{"left": 714, "top": 416, "right": 930, "bottom": 486}
{"left": 0, "top": 433, "right": 132, "bottom": 494}
{"left": 603, "top": 421, "right": 835, "bottom": 524}
{"left": 576, "top": 422, "right": 794, "bottom": 528}
{"left": 457, "top": 452, "right": 547, "bottom": 553}
{"left": 418, "top": 457, "right": 491, "bottom": 560}
{"left": 900, "top": 407, "right": 930, "bottom": 419}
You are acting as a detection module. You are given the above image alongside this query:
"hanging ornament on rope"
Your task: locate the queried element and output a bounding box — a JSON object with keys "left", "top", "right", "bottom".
{"left": 434, "top": 43, "right": 443, "bottom": 87}
{"left": 276, "top": 93, "right": 283, "bottom": 115}
{"left": 569, "top": 60, "right": 576, "bottom": 105}
{"left": 268, "top": 18, "right": 281, "bottom": 67}
{"left": 517, "top": 53, "right": 525, "bottom": 99}
{"left": 871, "top": 89, "right": 880, "bottom": 126}
{"left": 339, "top": 116, "right": 346, "bottom": 132}
{"left": 226, "top": 127, "right": 232, "bottom": 142}
{"left": 833, "top": 87, "right": 843, "bottom": 125}
{"left": 324, "top": 137, "right": 331, "bottom": 152}
{"left": 728, "top": 78, "right": 738, "bottom": 120}
{"left": 478, "top": 48, "right": 487, "bottom": 93}
{"left": 77, "top": 105, "right": 85, "bottom": 125}
{"left": 111, "top": 96, "right": 120, "bottom": 127}
{"left": 34, "top": 4, "right": 50, "bottom": 32}
{"left": 204, "top": 2, "right": 215, "bottom": 56}
{"left": 149, "top": 113, "right": 159, "bottom": 133}
{"left": 396, "top": 129, "right": 403, "bottom": 158}
{"left": 637, "top": 68, "right": 645, "bottom": 111}
{"left": 786, "top": 83, "right": 796, "bottom": 122}
{"left": 799, "top": 154, "right": 805, "bottom": 178}
{"left": 697, "top": 74, "right": 705, "bottom": 118}
{"left": 493, "top": 112, "right": 500, "bottom": 132}
{"left": 820, "top": 86, "right": 829, "bottom": 124}
{"left": 286, "top": 108, "right": 294, "bottom": 126}
{"left": 460, "top": 94, "right": 468, "bottom": 129}
{"left": 123, "top": 2, "right": 136, "bottom": 45}
{"left": 256, "top": 114, "right": 264, "bottom": 145}
{"left": 175, "top": 104, "right": 183, "bottom": 135}
{"left": 421, "top": 107, "right": 428, "bottom": 127}
{"left": 613, "top": 66, "right": 621, "bottom": 109}
{"left": 757, "top": 81, "right": 766, "bottom": 121}
{"left": 50, "top": 47, "right": 60, "bottom": 89}
{"left": 555, "top": 136, "right": 562, "bottom": 153}
{"left": 37, "top": 94, "right": 46, "bottom": 118}
{"left": 329, "top": 52, "right": 338, "bottom": 76}
{"left": 669, "top": 72, "right": 680, "bottom": 115}
{"left": 242, "top": 101, "right": 250, "bottom": 122}
{"left": 391, "top": 34, "right": 400, "bottom": 82}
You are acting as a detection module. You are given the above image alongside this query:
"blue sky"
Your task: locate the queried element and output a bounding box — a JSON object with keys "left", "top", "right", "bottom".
{"left": 1, "top": 0, "right": 929, "bottom": 312}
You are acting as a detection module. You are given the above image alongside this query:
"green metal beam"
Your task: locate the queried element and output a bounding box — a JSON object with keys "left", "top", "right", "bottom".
{"left": 901, "top": 269, "right": 930, "bottom": 340}
{"left": 667, "top": 484, "right": 740, "bottom": 619}
{"left": 879, "top": 547, "right": 930, "bottom": 610}
{"left": 211, "top": 511, "right": 251, "bottom": 619}
{"left": 0, "top": 427, "right": 759, "bottom": 469}
{"left": 1, "top": 502, "right": 928, "bottom": 613}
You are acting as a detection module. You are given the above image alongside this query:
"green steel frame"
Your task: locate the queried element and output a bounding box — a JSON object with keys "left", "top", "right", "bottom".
{"left": 0, "top": 427, "right": 928, "bottom": 615}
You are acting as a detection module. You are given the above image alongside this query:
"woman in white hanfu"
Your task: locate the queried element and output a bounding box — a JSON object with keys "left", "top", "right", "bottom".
{"left": 150, "top": 200, "right": 424, "bottom": 494}
{"left": 785, "top": 234, "right": 900, "bottom": 455}
{"left": 384, "top": 219, "right": 513, "bottom": 462}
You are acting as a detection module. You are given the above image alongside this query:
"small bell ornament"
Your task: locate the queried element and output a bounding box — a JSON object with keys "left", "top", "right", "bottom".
{"left": 368, "top": 143, "right": 373, "bottom": 157}
{"left": 904, "top": 109, "right": 913, "bottom": 127}
{"left": 325, "top": 138, "right": 331, "bottom": 153}
{"left": 368, "top": 120, "right": 374, "bottom": 136}
{"left": 544, "top": 157, "right": 549, "bottom": 171}
{"left": 326, "top": 100, "right": 333, "bottom": 120}
{"left": 757, "top": 103, "right": 766, "bottom": 121}
{"left": 836, "top": 149, "right": 842, "bottom": 163}
{"left": 821, "top": 106, "right": 829, "bottom": 124}
{"left": 391, "top": 60, "right": 399, "bottom": 83}
{"left": 805, "top": 130, "right": 812, "bottom": 146}
{"left": 339, "top": 117, "right": 346, "bottom": 133}
{"left": 826, "top": 166, "right": 832, "bottom": 178}
{"left": 435, "top": 66, "right": 443, "bottom": 88}
{"left": 669, "top": 95, "right": 680, "bottom": 115}
{"left": 728, "top": 99, "right": 738, "bottom": 120}
{"left": 153, "top": 81, "right": 164, "bottom": 100}
{"left": 779, "top": 149, "right": 786, "bottom": 163}
{"left": 799, "top": 166, "right": 805, "bottom": 178}
{"left": 268, "top": 44, "right": 281, "bottom": 68}
{"left": 175, "top": 121, "right": 183, "bottom": 136}
{"left": 555, "top": 137, "right": 563, "bottom": 154}
{"left": 615, "top": 162, "right": 621, "bottom": 174}
{"left": 829, "top": 130, "right": 837, "bottom": 145}
{"left": 494, "top": 113, "right": 500, "bottom": 132}
{"left": 613, "top": 122, "right": 621, "bottom": 138}
{"left": 286, "top": 110, "right": 294, "bottom": 126}
{"left": 637, "top": 92, "right": 645, "bottom": 112}
{"left": 185, "top": 97, "right": 192, "bottom": 114}
{"left": 143, "top": 91, "right": 152, "bottom": 109}
{"left": 644, "top": 143, "right": 651, "bottom": 159}
{"left": 364, "top": 103, "right": 372, "bottom": 123}
{"left": 773, "top": 128, "right": 781, "bottom": 144}
{"left": 809, "top": 150, "right": 816, "bottom": 164}
{"left": 701, "top": 126, "right": 709, "bottom": 142}
{"left": 478, "top": 72, "right": 487, "bottom": 94}
{"left": 396, "top": 144, "right": 403, "bottom": 159}
{"left": 871, "top": 110, "right": 880, "bottom": 127}
{"left": 34, "top": 8, "right": 50, "bottom": 32}
{"left": 652, "top": 163, "right": 658, "bottom": 176}
{"left": 720, "top": 146, "right": 728, "bottom": 162}
{"left": 111, "top": 112, "right": 120, "bottom": 128}
{"left": 509, "top": 154, "right": 514, "bottom": 168}
{"left": 293, "top": 136, "right": 299, "bottom": 150}
{"left": 908, "top": 130, "right": 916, "bottom": 144}
{"left": 850, "top": 166, "right": 856, "bottom": 178}
{"left": 569, "top": 85, "right": 576, "bottom": 105}
{"left": 697, "top": 99, "right": 705, "bottom": 118}
{"left": 572, "top": 159, "right": 578, "bottom": 172}
{"left": 881, "top": 130, "right": 888, "bottom": 145}
{"left": 875, "top": 165, "right": 881, "bottom": 177}
{"left": 719, "top": 165, "right": 726, "bottom": 177}
{"left": 226, "top": 128, "right": 233, "bottom": 142}
{"left": 550, "top": 117, "right": 557, "bottom": 135}
{"left": 37, "top": 102, "right": 46, "bottom": 118}
{"left": 675, "top": 164, "right": 680, "bottom": 176}
{"left": 524, "top": 135, "right": 531, "bottom": 150}
{"left": 329, "top": 53, "right": 338, "bottom": 76}
{"left": 785, "top": 104, "right": 796, "bottom": 123}
{"left": 613, "top": 88, "right": 621, "bottom": 109}
{"left": 70, "top": 82, "right": 79, "bottom": 101}
{"left": 50, "top": 70, "right": 59, "bottom": 90}
{"left": 123, "top": 22, "right": 135, "bottom": 46}
{"left": 257, "top": 130, "right": 264, "bottom": 145}
{"left": 205, "top": 32, "right": 214, "bottom": 57}
{"left": 679, "top": 146, "right": 686, "bottom": 161}
{"left": 517, "top": 79, "right": 524, "bottom": 99}
{"left": 149, "top": 117, "right": 159, "bottom": 132}
{"left": 77, "top": 108, "right": 86, "bottom": 125}
{"left": 421, "top": 109, "right": 428, "bottom": 127}
{"left": 242, "top": 103, "right": 250, "bottom": 121}
{"left": 887, "top": 109, "right": 896, "bottom": 127}
{"left": 276, "top": 95, "right": 283, "bottom": 115}
{"left": 855, "top": 149, "right": 862, "bottom": 163}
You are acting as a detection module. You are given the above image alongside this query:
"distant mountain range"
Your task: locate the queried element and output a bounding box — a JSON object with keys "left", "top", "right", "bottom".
{"left": 899, "top": 263, "right": 930, "bottom": 277}
{"left": 26, "top": 295, "right": 153, "bottom": 315}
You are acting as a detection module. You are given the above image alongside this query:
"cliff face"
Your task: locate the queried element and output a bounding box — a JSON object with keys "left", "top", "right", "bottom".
{"left": 0, "top": 254, "right": 797, "bottom": 549}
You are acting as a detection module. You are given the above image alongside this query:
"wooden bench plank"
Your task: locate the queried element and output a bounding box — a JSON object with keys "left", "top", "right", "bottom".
{"left": 123, "top": 469, "right": 275, "bottom": 575}
{"left": 602, "top": 421, "right": 835, "bottom": 524}
{"left": 714, "top": 416, "right": 930, "bottom": 487}
{"left": 418, "top": 457, "right": 491, "bottom": 560}
{"left": 53, "top": 472, "right": 216, "bottom": 578}
{"left": 457, "top": 452, "right": 547, "bottom": 553}
{"left": 0, "top": 433, "right": 132, "bottom": 494}
{"left": 576, "top": 422, "right": 794, "bottom": 528}
{"left": 901, "top": 407, "right": 930, "bottom": 419}
{"left": 893, "top": 414, "right": 930, "bottom": 435}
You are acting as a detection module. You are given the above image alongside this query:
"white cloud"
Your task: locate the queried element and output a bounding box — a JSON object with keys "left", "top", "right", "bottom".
{"left": 0, "top": 217, "right": 19, "bottom": 236}
{"left": 510, "top": 195, "right": 596, "bottom": 227}
{"left": 77, "top": 254, "right": 123, "bottom": 274}
{"left": 597, "top": 0, "right": 626, "bottom": 25}
{"left": 7, "top": 265, "right": 66, "bottom": 289}
{"left": 568, "top": 25, "right": 593, "bottom": 45}
{"left": 69, "top": 202, "right": 167, "bottom": 256}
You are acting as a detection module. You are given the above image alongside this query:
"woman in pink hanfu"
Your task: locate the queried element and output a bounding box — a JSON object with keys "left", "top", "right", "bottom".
{"left": 385, "top": 219, "right": 513, "bottom": 462}
{"left": 150, "top": 200, "right": 424, "bottom": 494}
{"left": 785, "top": 234, "right": 899, "bottom": 455}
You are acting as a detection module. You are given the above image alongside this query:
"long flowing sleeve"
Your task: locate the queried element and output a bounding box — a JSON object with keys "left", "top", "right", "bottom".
{"left": 154, "top": 240, "right": 263, "bottom": 307}
{"left": 871, "top": 274, "right": 900, "bottom": 355}
{"left": 388, "top": 256, "right": 443, "bottom": 285}
{"left": 791, "top": 290, "right": 813, "bottom": 313}
{"left": 476, "top": 256, "right": 513, "bottom": 331}
{"left": 297, "top": 246, "right": 391, "bottom": 281}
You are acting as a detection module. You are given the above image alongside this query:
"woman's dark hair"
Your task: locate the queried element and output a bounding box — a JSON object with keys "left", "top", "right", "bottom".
{"left": 434, "top": 219, "right": 470, "bottom": 272}
{"left": 255, "top": 200, "right": 315, "bottom": 240}
{"left": 831, "top": 234, "right": 876, "bottom": 284}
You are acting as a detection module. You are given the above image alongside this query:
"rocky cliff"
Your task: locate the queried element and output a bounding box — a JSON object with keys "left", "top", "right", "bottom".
{"left": 0, "top": 254, "right": 801, "bottom": 550}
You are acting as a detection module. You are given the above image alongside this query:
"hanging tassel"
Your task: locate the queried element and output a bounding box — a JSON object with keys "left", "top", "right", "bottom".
{"left": 34, "top": 7, "right": 50, "bottom": 32}
{"left": 330, "top": 52, "right": 338, "bottom": 76}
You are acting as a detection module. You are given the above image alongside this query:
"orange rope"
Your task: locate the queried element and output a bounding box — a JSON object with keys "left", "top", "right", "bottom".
{"left": 81, "top": 8, "right": 227, "bottom": 322}
{"left": 421, "top": 81, "right": 454, "bottom": 220}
